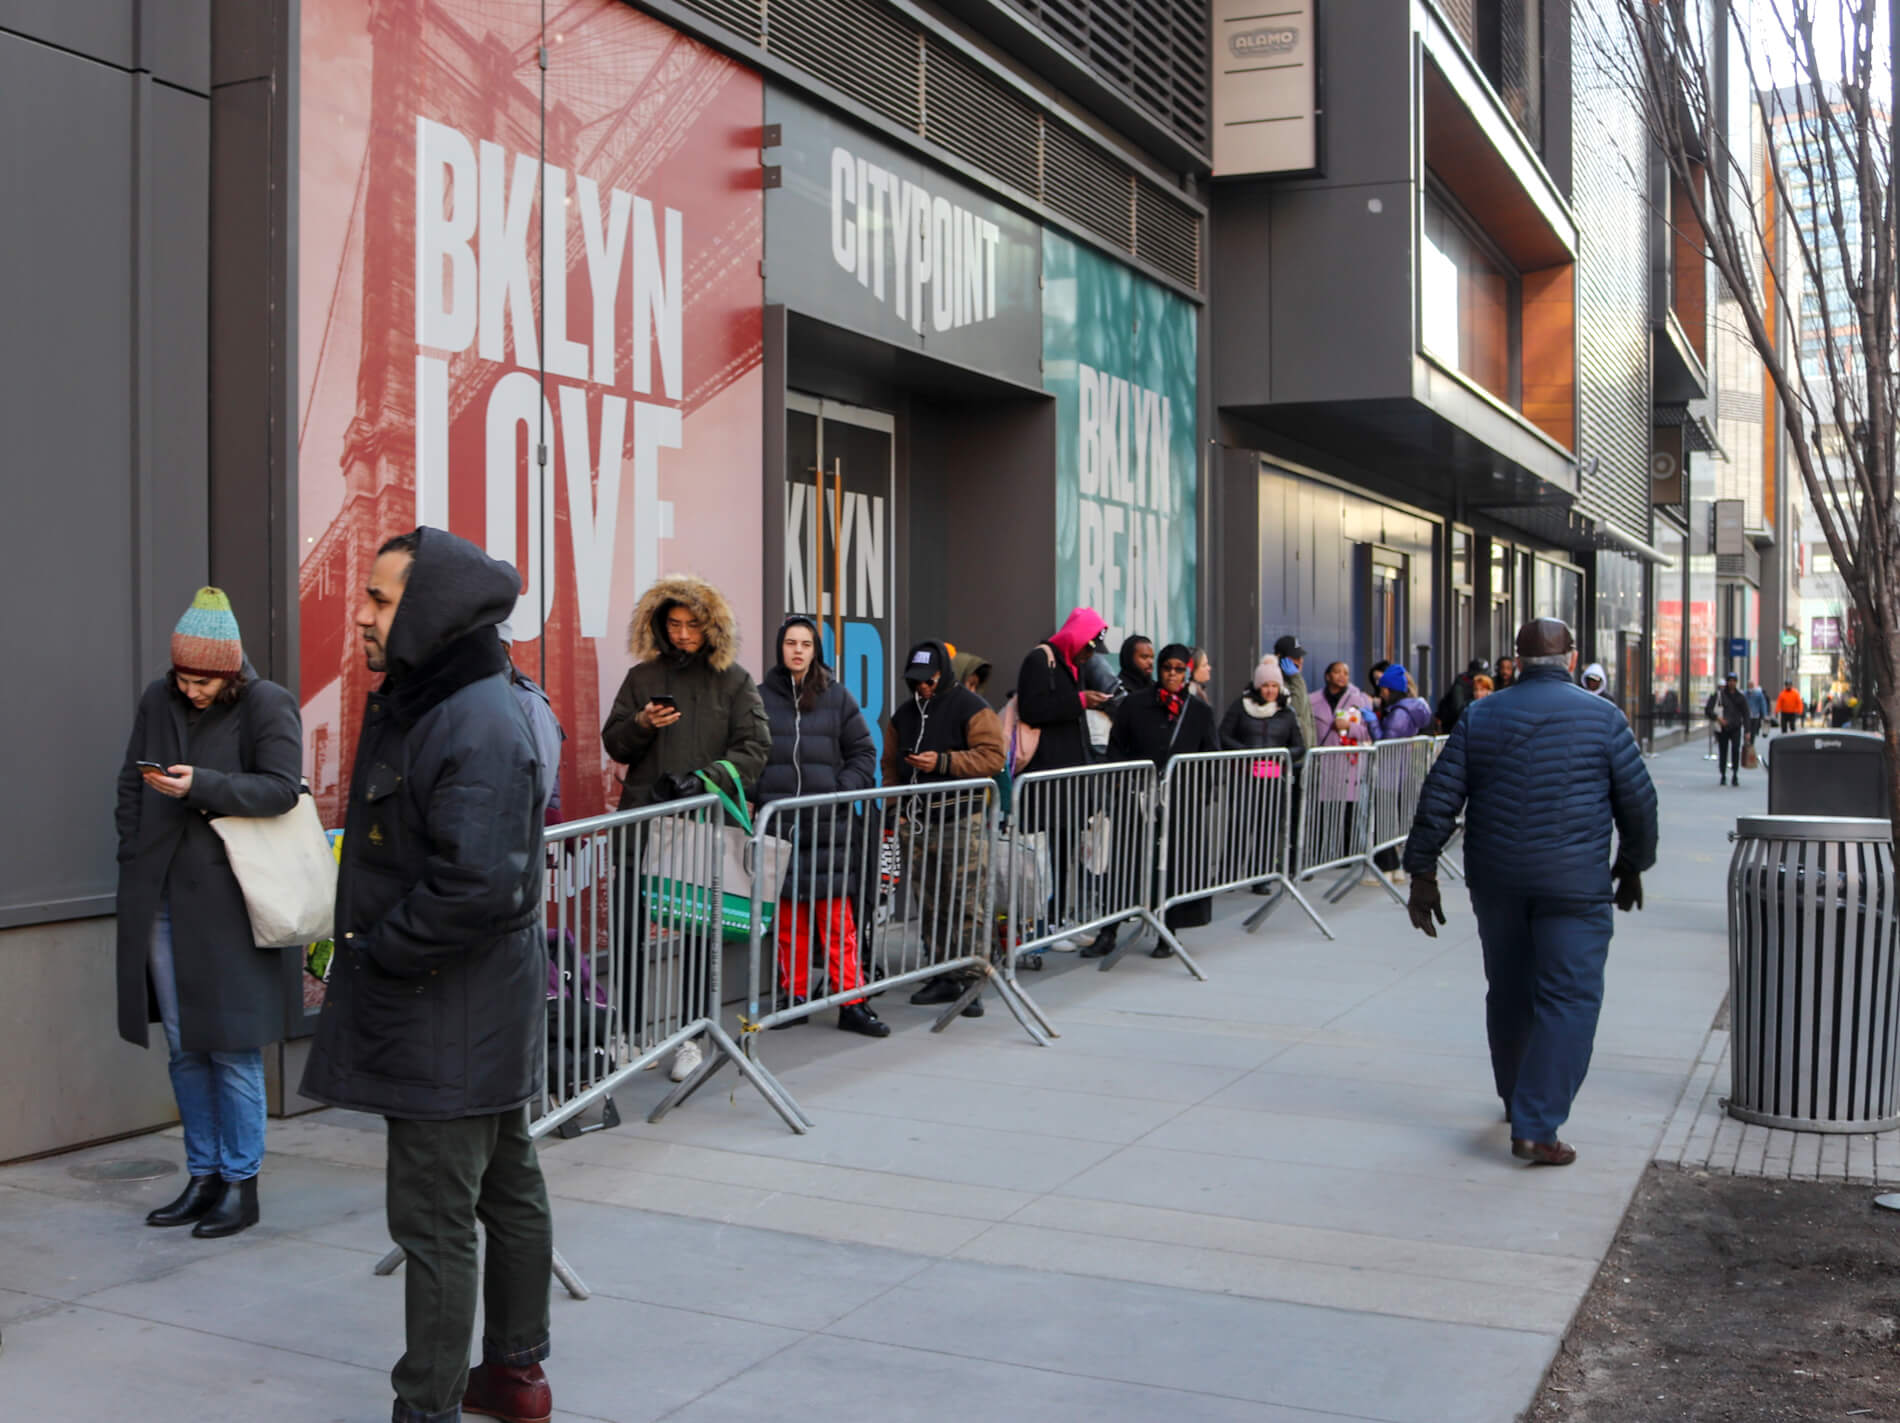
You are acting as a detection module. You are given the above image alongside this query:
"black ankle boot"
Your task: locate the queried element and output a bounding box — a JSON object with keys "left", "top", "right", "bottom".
{"left": 1079, "top": 928, "right": 1118, "bottom": 959}
{"left": 146, "top": 1174, "right": 225, "bottom": 1228}
{"left": 192, "top": 1177, "right": 259, "bottom": 1239}
{"left": 837, "top": 1003, "right": 892, "bottom": 1038}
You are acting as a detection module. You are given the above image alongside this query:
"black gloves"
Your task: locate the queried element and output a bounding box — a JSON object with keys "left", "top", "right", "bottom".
{"left": 1407, "top": 874, "right": 1446, "bottom": 937}
{"left": 652, "top": 770, "right": 702, "bottom": 803}
{"left": 1612, "top": 861, "right": 1644, "bottom": 913}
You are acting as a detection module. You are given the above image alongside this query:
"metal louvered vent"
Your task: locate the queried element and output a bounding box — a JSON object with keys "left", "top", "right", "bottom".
{"left": 1043, "top": 114, "right": 1134, "bottom": 250}
{"left": 692, "top": 0, "right": 766, "bottom": 45}
{"left": 922, "top": 38, "right": 1042, "bottom": 195}
{"left": 766, "top": 0, "right": 921, "bottom": 129}
{"left": 1135, "top": 175, "right": 1199, "bottom": 287}
{"left": 669, "top": 0, "right": 1203, "bottom": 289}
{"left": 1000, "top": 0, "right": 1208, "bottom": 150}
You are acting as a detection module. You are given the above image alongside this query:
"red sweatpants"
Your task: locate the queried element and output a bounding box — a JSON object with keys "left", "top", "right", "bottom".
{"left": 774, "top": 898, "right": 864, "bottom": 1006}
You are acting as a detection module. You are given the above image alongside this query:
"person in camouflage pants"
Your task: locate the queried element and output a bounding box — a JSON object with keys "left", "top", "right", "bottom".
{"left": 884, "top": 640, "right": 1006, "bottom": 1017}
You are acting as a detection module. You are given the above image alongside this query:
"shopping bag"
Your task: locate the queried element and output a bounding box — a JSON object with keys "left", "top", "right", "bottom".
{"left": 1079, "top": 810, "right": 1113, "bottom": 875}
{"left": 209, "top": 790, "right": 337, "bottom": 947}
{"left": 992, "top": 828, "right": 1053, "bottom": 920}
{"left": 1741, "top": 741, "right": 1759, "bottom": 770}
{"left": 641, "top": 761, "right": 789, "bottom": 940}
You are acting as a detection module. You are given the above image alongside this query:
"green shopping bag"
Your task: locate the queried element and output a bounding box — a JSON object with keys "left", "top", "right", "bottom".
{"left": 640, "top": 761, "right": 788, "bottom": 941}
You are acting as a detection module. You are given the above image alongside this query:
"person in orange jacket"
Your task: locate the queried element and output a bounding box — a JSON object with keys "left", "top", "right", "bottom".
{"left": 1774, "top": 681, "right": 1805, "bottom": 733}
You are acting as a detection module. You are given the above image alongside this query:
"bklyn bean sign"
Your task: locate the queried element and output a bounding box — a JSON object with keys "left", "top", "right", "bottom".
{"left": 1045, "top": 231, "right": 1198, "bottom": 648}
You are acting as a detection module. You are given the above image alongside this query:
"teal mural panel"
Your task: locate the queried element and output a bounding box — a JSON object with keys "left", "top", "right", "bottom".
{"left": 1044, "top": 230, "right": 1198, "bottom": 646}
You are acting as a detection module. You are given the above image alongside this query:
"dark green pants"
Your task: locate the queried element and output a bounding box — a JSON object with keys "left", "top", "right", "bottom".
{"left": 385, "top": 1109, "right": 552, "bottom": 1423}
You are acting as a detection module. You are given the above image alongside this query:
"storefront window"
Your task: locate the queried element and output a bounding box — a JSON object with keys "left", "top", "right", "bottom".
{"left": 1422, "top": 190, "right": 1515, "bottom": 405}
{"left": 1532, "top": 558, "right": 1582, "bottom": 631}
{"left": 1652, "top": 524, "right": 1686, "bottom": 728}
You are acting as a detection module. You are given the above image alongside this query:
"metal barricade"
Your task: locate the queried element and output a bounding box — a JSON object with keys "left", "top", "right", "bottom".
{"left": 1360, "top": 736, "right": 1438, "bottom": 906}
{"left": 1429, "top": 735, "right": 1467, "bottom": 880}
{"left": 1161, "top": 748, "right": 1333, "bottom": 941}
{"left": 655, "top": 779, "right": 1051, "bottom": 1133}
{"left": 1284, "top": 742, "right": 1374, "bottom": 906}
{"left": 1004, "top": 762, "right": 1184, "bottom": 983}
{"left": 376, "top": 794, "right": 799, "bottom": 1296}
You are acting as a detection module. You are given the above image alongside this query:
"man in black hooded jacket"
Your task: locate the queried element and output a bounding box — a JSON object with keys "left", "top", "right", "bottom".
{"left": 302, "top": 528, "right": 555, "bottom": 1423}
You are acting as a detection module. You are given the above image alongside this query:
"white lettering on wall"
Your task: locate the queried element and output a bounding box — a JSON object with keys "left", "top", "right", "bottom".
{"left": 826, "top": 144, "right": 1004, "bottom": 335}
{"left": 412, "top": 117, "right": 689, "bottom": 639}
{"left": 1075, "top": 360, "right": 1176, "bottom": 647}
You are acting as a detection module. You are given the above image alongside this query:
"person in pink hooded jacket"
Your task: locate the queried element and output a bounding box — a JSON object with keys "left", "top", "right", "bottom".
{"left": 1015, "top": 608, "right": 1110, "bottom": 773}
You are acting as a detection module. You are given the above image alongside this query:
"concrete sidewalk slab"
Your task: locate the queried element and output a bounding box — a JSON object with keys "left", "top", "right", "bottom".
{"left": 0, "top": 740, "right": 1735, "bottom": 1422}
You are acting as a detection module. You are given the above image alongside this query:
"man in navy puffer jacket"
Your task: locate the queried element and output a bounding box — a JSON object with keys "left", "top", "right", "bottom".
{"left": 1402, "top": 618, "right": 1658, "bottom": 1167}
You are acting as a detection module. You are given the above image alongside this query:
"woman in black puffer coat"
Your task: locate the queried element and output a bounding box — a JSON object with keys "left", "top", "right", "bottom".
{"left": 756, "top": 617, "right": 888, "bottom": 1037}
{"left": 1218, "top": 658, "right": 1307, "bottom": 765}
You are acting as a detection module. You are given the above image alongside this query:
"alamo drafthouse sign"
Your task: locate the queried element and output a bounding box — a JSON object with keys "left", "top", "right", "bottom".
{"left": 1211, "top": 0, "right": 1318, "bottom": 177}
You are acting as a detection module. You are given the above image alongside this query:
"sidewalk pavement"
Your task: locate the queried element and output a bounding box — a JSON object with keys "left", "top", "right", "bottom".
{"left": 0, "top": 741, "right": 1737, "bottom": 1423}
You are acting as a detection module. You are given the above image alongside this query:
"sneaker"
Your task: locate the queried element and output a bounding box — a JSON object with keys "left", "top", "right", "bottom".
{"left": 1045, "top": 937, "right": 1083, "bottom": 952}
{"left": 668, "top": 1039, "right": 704, "bottom": 1082}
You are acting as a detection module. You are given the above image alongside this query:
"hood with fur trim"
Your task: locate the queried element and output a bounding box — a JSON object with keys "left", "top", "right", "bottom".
{"left": 628, "top": 575, "right": 743, "bottom": 672}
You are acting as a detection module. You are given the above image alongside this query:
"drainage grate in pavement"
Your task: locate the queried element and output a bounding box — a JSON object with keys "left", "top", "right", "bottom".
{"left": 67, "top": 1159, "right": 177, "bottom": 1184}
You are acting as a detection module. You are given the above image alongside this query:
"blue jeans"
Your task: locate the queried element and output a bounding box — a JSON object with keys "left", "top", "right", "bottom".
{"left": 149, "top": 905, "right": 267, "bottom": 1181}
{"left": 1468, "top": 892, "right": 1615, "bottom": 1143}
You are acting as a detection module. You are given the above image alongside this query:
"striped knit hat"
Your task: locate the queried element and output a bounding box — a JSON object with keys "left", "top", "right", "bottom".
{"left": 171, "top": 588, "right": 244, "bottom": 677}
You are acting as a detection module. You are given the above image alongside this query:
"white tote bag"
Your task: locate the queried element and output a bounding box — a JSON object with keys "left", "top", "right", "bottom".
{"left": 209, "top": 792, "right": 338, "bottom": 947}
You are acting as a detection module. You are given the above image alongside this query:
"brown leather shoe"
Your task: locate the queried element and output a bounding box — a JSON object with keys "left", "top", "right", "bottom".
{"left": 463, "top": 1362, "right": 552, "bottom": 1423}
{"left": 1511, "top": 1138, "right": 1577, "bottom": 1166}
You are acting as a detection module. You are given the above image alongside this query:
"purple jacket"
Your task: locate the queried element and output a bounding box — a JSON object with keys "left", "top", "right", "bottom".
{"left": 1379, "top": 695, "right": 1435, "bottom": 740}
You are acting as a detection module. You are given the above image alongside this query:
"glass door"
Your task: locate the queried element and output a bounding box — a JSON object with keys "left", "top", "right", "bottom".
{"left": 786, "top": 395, "right": 895, "bottom": 755}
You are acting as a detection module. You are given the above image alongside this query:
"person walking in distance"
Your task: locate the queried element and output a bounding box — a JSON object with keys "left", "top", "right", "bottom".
{"left": 887, "top": 642, "right": 1006, "bottom": 1015}
{"left": 300, "top": 529, "right": 557, "bottom": 1423}
{"left": 1401, "top": 618, "right": 1658, "bottom": 1167}
{"left": 117, "top": 588, "right": 303, "bottom": 1239}
{"left": 601, "top": 575, "right": 771, "bottom": 1080}
{"left": 1744, "top": 679, "right": 1770, "bottom": 746}
{"left": 757, "top": 616, "right": 888, "bottom": 1038}
{"left": 1706, "top": 672, "right": 1749, "bottom": 787}
{"left": 1775, "top": 680, "right": 1805, "bottom": 734}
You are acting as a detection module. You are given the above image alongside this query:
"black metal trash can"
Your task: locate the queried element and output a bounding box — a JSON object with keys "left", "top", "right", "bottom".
{"left": 1765, "top": 731, "right": 1891, "bottom": 817}
{"left": 1728, "top": 815, "right": 1900, "bottom": 1131}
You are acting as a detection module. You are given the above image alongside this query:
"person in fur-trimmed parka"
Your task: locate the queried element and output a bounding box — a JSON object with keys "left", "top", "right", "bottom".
{"left": 601, "top": 575, "right": 770, "bottom": 810}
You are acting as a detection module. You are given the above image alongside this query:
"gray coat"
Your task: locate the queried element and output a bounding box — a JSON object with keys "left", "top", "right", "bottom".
{"left": 115, "top": 670, "right": 304, "bottom": 1053}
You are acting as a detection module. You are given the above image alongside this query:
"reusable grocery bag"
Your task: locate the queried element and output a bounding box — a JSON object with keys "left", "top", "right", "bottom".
{"left": 209, "top": 791, "right": 337, "bottom": 948}
{"left": 642, "top": 762, "right": 790, "bottom": 941}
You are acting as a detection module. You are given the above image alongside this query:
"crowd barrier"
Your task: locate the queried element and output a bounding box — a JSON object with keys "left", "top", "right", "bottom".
{"left": 1430, "top": 735, "right": 1466, "bottom": 880}
{"left": 687, "top": 778, "right": 1054, "bottom": 1130}
{"left": 1242, "top": 736, "right": 1457, "bottom": 919}
{"left": 1159, "top": 748, "right": 1333, "bottom": 942}
{"left": 376, "top": 793, "right": 799, "bottom": 1296}
{"left": 1002, "top": 762, "right": 1191, "bottom": 985}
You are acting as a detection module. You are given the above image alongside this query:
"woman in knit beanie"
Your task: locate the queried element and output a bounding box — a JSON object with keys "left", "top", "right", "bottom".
{"left": 115, "top": 588, "right": 305, "bottom": 1238}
